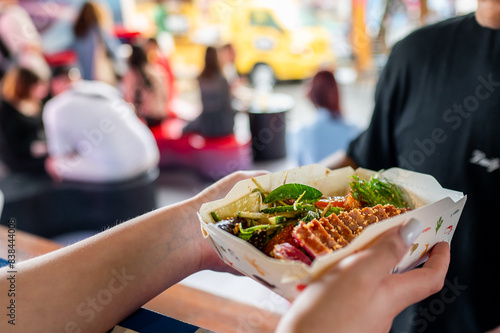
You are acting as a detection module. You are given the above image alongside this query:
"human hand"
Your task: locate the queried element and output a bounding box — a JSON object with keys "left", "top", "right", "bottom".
{"left": 31, "top": 140, "right": 48, "bottom": 157}
{"left": 190, "top": 170, "right": 268, "bottom": 273}
{"left": 276, "top": 219, "right": 450, "bottom": 333}
{"left": 44, "top": 156, "right": 63, "bottom": 182}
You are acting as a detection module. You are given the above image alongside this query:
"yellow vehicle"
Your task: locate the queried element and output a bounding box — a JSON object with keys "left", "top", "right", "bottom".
{"left": 121, "top": 0, "right": 334, "bottom": 82}
{"left": 217, "top": 0, "right": 335, "bottom": 85}
{"left": 124, "top": 0, "right": 209, "bottom": 77}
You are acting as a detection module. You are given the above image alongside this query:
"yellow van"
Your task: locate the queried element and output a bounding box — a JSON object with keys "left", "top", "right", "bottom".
{"left": 219, "top": 0, "right": 335, "bottom": 84}
{"left": 123, "top": 0, "right": 335, "bottom": 82}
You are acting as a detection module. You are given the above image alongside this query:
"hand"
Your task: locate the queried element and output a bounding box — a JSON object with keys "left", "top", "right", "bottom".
{"left": 31, "top": 140, "right": 48, "bottom": 157}
{"left": 277, "top": 220, "right": 450, "bottom": 333}
{"left": 190, "top": 170, "right": 268, "bottom": 273}
{"left": 44, "top": 156, "right": 63, "bottom": 182}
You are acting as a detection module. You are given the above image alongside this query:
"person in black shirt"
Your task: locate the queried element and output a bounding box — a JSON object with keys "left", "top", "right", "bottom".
{"left": 0, "top": 66, "right": 49, "bottom": 175}
{"left": 323, "top": 5, "right": 500, "bottom": 333}
{"left": 183, "top": 46, "right": 235, "bottom": 138}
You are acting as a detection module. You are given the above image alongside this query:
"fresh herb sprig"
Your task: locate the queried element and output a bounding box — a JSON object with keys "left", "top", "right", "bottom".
{"left": 349, "top": 174, "right": 408, "bottom": 208}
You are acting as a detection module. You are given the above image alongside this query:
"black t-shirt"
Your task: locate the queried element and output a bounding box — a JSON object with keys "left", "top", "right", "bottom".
{"left": 0, "top": 99, "right": 46, "bottom": 174}
{"left": 348, "top": 13, "right": 500, "bottom": 333}
{"left": 183, "top": 74, "right": 235, "bottom": 138}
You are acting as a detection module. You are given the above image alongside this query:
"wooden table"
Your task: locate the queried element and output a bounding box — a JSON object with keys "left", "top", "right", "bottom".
{"left": 0, "top": 225, "right": 281, "bottom": 333}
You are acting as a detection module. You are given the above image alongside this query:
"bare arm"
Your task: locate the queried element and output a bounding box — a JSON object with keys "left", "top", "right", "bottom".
{"left": 0, "top": 171, "right": 451, "bottom": 333}
{"left": 0, "top": 171, "right": 263, "bottom": 333}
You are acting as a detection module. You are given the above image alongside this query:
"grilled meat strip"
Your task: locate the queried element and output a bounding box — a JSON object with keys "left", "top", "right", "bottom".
{"left": 293, "top": 204, "right": 409, "bottom": 257}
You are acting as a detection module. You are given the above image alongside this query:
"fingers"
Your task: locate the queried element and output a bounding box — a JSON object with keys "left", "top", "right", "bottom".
{"left": 386, "top": 242, "right": 450, "bottom": 312}
{"left": 420, "top": 241, "right": 450, "bottom": 276}
{"left": 44, "top": 157, "right": 63, "bottom": 182}
{"left": 486, "top": 326, "right": 500, "bottom": 333}
{"left": 336, "top": 219, "right": 424, "bottom": 284}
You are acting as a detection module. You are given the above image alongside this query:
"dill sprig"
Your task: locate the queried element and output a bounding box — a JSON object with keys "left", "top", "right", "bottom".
{"left": 349, "top": 174, "right": 408, "bottom": 208}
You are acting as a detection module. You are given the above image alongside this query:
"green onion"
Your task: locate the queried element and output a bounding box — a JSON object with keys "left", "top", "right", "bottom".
{"left": 261, "top": 204, "right": 317, "bottom": 214}
{"left": 210, "top": 211, "right": 220, "bottom": 222}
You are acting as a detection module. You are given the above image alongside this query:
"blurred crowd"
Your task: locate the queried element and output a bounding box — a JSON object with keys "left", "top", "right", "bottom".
{"left": 0, "top": 0, "right": 354, "bottom": 185}
{"left": 1, "top": 1, "right": 499, "bottom": 332}
{"left": 0, "top": 1, "right": 235, "bottom": 183}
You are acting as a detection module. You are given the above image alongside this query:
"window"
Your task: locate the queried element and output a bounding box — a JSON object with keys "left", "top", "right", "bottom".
{"left": 250, "top": 11, "right": 282, "bottom": 31}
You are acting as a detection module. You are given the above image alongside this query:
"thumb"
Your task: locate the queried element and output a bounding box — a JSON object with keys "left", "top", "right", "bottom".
{"left": 346, "top": 219, "right": 424, "bottom": 281}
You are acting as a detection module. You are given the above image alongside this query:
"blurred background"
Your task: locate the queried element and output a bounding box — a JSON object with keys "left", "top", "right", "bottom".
{"left": 24, "top": 0, "right": 478, "bottom": 130}
{"left": 1, "top": 0, "right": 479, "bottom": 323}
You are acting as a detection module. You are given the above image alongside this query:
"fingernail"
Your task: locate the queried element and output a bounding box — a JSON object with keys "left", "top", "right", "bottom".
{"left": 400, "top": 219, "right": 424, "bottom": 246}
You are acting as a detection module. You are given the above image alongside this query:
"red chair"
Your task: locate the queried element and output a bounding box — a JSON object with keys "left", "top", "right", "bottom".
{"left": 44, "top": 50, "right": 77, "bottom": 68}
{"left": 151, "top": 119, "right": 252, "bottom": 179}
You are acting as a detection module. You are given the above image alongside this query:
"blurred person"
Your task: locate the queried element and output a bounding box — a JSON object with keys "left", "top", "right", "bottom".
{"left": 144, "top": 37, "right": 176, "bottom": 114}
{"left": 72, "top": 1, "right": 123, "bottom": 86}
{"left": 0, "top": 170, "right": 451, "bottom": 333}
{"left": 0, "top": 66, "right": 49, "bottom": 175}
{"left": 183, "top": 46, "right": 235, "bottom": 137}
{"left": 0, "top": 0, "right": 50, "bottom": 80}
{"left": 43, "top": 67, "right": 159, "bottom": 183}
{"left": 218, "top": 42, "right": 252, "bottom": 105}
{"left": 219, "top": 43, "right": 239, "bottom": 88}
{"left": 322, "top": 4, "right": 500, "bottom": 332}
{"left": 121, "top": 44, "right": 167, "bottom": 127}
{"left": 48, "top": 66, "right": 82, "bottom": 97}
{"left": 288, "top": 70, "right": 361, "bottom": 166}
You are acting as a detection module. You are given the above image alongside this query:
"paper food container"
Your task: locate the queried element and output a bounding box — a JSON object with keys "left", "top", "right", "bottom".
{"left": 199, "top": 165, "right": 467, "bottom": 301}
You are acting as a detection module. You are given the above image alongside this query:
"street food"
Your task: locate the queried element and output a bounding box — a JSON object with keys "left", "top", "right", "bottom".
{"left": 213, "top": 174, "right": 410, "bottom": 265}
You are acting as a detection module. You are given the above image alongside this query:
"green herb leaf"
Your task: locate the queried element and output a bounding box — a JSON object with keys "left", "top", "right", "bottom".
{"left": 238, "top": 232, "right": 253, "bottom": 241}
{"left": 349, "top": 174, "right": 407, "bottom": 208}
{"left": 302, "top": 210, "right": 320, "bottom": 223}
{"left": 324, "top": 206, "right": 343, "bottom": 217}
{"left": 263, "top": 183, "right": 323, "bottom": 204}
{"left": 238, "top": 224, "right": 272, "bottom": 235}
{"left": 236, "top": 224, "right": 275, "bottom": 244}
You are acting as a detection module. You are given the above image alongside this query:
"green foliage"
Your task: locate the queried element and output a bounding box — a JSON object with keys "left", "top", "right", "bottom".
{"left": 302, "top": 210, "right": 320, "bottom": 223}
{"left": 349, "top": 175, "right": 407, "bottom": 208}
{"left": 324, "top": 206, "right": 343, "bottom": 217}
{"left": 263, "top": 183, "right": 323, "bottom": 204}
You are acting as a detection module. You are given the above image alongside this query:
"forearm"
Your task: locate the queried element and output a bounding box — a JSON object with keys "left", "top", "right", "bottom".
{"left": 0, "top": 196, "right": 204, "bottom": 332}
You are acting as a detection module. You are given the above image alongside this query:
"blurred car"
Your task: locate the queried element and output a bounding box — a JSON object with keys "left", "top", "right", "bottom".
{"left": 220, "top": 0, "right": 336, "bottom": 85}
{"left": 128, "top": 0, "right": 336, "bottom": 83}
